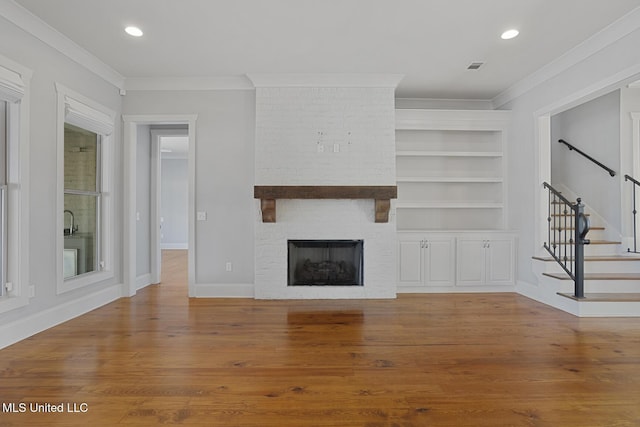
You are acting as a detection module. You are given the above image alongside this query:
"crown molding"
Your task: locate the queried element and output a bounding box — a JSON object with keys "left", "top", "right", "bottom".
{"left": 0, "top": 0, "right": 124, "bottom": 89}
{"left": 124, "top": 75, "right": 254, "bottom": 91}
{"left": 247, "top": 73, "right": 404, "bottom": 88}
{"left": 492, "top": 6, "right": 640, "bottom": 108}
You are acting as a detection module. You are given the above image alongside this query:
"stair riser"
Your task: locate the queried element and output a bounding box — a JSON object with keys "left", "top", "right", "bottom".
{"left": 546, "top": 245, "right": 621, "bottom": 257}
{"left": 552, "top": 281, "right": 640, "bottom": 294}
{"left": 547, "top": 229, "right": 606, "bottom": 241}
{"left": 540, "top": 261, "right": 640, "bottom": 275}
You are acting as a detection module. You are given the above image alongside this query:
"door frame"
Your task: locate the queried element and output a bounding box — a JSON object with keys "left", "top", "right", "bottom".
{"left": 123, "top": 115, "right": 197, "bottom": 297}
{"left": 533, "top": 68, "right": 640, "bottom": 255}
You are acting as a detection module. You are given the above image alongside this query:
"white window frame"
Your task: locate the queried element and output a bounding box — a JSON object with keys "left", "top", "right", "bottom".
{"left": 56, "top": 83, "right": 115, "bottom": 294}
{"left": 0, "top": 55, "right": 31, "bottom": 314}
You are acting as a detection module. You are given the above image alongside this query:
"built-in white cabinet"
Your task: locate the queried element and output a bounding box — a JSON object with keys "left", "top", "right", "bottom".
{"left": 395, "top": 109, "right": 511, "bottom": 231}
{"left": 398, "top": 234, "right": 455, "bottom": 288}
{"left": 397, "top": 232, "right": 516, "bottom": 292}
{"left": 456, "top": 237, "right": 515, "bottom": 286}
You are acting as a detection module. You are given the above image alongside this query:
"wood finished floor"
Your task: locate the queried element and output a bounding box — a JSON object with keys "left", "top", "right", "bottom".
{"left": 1, "top": 250, "right": 640, "bottom": 426}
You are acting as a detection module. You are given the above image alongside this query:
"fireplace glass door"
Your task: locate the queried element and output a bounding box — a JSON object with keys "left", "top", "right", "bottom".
{"left": 288, "top": 240, "right": 364, "bottom": 286}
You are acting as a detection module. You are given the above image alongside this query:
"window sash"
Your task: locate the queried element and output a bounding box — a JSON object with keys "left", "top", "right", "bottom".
{"left": 0, "top": 100, "right": 6, "bottom": 297}
{"left": 0, "top": 185, "right": 6, "bottom": 297}
{"left": 63, "top": 130, "right": 102, "bottom": 280}
{"left": 63, "top": 192, "right": 101, "bottom": 277}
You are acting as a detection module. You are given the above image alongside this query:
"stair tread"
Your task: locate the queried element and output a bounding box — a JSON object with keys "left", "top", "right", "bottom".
{"left": 533, "top": 255, "right": 640, "bottom": 262}
{"left": 558, "top": 292, "right": 640, "bottom": 302}
{"left": 550, "top": 226, "right": 605, "bottom": 230}
{"left": 544, "top": 272, "right": 640, "bottom": 280}
{"left": 548, "top": 240, "right": 621, "bottom": 245}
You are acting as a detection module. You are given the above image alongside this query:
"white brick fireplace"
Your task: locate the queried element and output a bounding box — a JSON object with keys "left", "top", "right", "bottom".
{"left": 249, "top": 74, "right": 402, "bottom": 299}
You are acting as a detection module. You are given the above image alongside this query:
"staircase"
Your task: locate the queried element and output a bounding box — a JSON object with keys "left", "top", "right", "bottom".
{"left": 531, "top": 202, "right": 640, "bottom": 316}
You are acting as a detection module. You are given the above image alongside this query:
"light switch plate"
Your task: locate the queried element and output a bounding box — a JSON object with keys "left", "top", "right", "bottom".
{"left": 197, "top": 211, "right": 207, "bottom": 221}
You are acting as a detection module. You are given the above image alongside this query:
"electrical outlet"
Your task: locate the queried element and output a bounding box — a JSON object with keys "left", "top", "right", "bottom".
{"left": 333, "top": 143, "right": 340, "bottom": 153}
{"left": 29, "top": 285, "right": 35, "bottom": 298}
{"left": 225, "top": 262, "right": 233, "bottom": 272}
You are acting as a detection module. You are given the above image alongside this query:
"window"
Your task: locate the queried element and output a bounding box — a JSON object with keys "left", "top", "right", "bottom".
{"left": 0, "top": 57, "right": 30, "bottom": 313}
{"left": 56, "top": 84, "right": 114, "bottom": 293}
{"left": 0, "top": 100, "right": 6, "bottom": 297}
{"left": 64, "top": 123, "right": 101, "bottom": 278}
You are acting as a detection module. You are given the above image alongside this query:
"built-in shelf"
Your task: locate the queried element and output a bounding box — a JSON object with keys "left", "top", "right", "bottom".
{"left": 254, "top": 185, "right": 398, "bottom": 223}
{"left": 395, "top": 109, "right": 510, "bottom": 231}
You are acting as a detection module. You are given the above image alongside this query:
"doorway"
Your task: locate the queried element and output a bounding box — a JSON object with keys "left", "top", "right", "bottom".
{"left": 123, "top": 115, "right": 197, "bottom": 298}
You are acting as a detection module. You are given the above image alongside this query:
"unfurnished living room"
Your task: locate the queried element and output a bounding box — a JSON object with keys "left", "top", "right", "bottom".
{"left": 1, "top": 0, "right": 640, "bottom": 425}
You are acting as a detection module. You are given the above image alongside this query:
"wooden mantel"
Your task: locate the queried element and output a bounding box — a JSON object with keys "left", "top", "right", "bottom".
{"left": 254, "top": 185, "right": 398, "bottom": 223}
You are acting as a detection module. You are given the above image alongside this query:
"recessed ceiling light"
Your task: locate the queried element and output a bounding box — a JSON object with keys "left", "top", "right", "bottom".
{"left": 125, "top": 26, "right": 143, "bottom": 37}
{"left": 501, "top": 29, "right": 519, "bottom": 40}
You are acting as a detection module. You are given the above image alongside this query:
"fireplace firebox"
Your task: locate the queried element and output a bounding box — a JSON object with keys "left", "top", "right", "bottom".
{"left": 288, "top": 240, "right": 364, "bottom": 286}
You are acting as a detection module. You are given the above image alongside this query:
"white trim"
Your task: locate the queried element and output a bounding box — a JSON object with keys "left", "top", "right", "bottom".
{"left": 64, "top": 97, "right": 114, "bottom": 135}
{"left": 0, "top": 283, "right": 120, "bottom": 350}
{"left": 0, "top": 55, "right": 30, "bottom": 314}
{"left": 0, "top": 0, "right": 124, "bottom": 89}
{"left": 493, "top": 6, "right": 640, "bottom": 108}
{"left": 161, "top": 243, "right": 188, "bottom": 250}
{"left": 247, "top": 73, "right": 404, "bottom": 88}
{"left": 395, "top": 97, "right": 494, "bottom": 110}
{"left": 125, "top": 76, "right": 254, "bottom": 91}
{"left": 629, "top": 112, "right": 640, "bottom": 250}
{"left": 136, "top": 273, "right": 152, "bottom": 290}
{"left": 56, "top": 84, "right": 115, "bottom": 294}
{"left": 193, "top": 283, "right": 254, "bottom": 298}
{"left": 0, "top": 64, "right": 25, "bottom": 102}
{"left": 123, "top": 115, "right": 197, "bottom": 298}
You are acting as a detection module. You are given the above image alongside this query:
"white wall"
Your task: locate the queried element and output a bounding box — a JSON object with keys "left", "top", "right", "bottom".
{"left": 122, "top": 90, "right": 255, "bottom": 293}
{"left": 136, "top": 125, "right": 151, "bottom": 279}
{"left": 501, "top": 24, "right": 640, "bottom": 287}
{"left": 161, "top": 158, "right": 188, "bottom": 248}
{"left": 0, "top": 14, "right": 123, "bottom": 345}
{"left": 551, "top": 90, "right": 621, "bottom": 235}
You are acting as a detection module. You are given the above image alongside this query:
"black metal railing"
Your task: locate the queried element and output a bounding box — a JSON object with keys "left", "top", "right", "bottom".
{"left": 543, "top": 182, "right": 591, "bottom": 298}
{"left": 625, "top": 174, "right": 640, "bottom": 253}
{"left": 558, "top": 139, "right": 616, "bottom": 177}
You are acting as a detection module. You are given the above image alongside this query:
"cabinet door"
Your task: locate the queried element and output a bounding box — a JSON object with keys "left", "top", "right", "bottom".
{"left": 398, "top": 239, "right": 423, "bottom": 286}
{"left": 486, "top": 238, "right": 515, "bottom": 285}
{"left": 424, "top": 239, "right": 455, "bottom": 287}
{"left": 456, "top": 239, "right": 486, "bottom": 286}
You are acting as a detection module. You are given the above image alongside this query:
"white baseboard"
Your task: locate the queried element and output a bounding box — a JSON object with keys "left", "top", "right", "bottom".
{"left": 161, "top": 243, "right": 188, "bottom": 250}
{"left": 398, "top": 285, "right": 516, "bottom": 294}
{"left": 136, "top": 273, "right": 153, "bottom": 290}
{"left": 194, "top": 283, "right": 254, "bottom": 298}
{"left": 0, "top": 283, "right": 121, "bottom": 350}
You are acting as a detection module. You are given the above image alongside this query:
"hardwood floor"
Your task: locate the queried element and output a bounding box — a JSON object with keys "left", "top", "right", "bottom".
{"left": 1, "top": 250, "right": 640, "bottom": 426}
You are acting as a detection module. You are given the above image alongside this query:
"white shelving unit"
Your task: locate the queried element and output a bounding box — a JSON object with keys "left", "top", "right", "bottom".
{"left": 395, "top": 110, "right": 516, "bottom": 293}
{"left": 395, "top": 109, "right": 511, "bottom": 231}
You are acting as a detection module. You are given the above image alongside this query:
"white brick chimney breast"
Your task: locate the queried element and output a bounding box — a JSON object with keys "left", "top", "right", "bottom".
{"left": 249, "top": 74, "right": 402, "bottom": 299}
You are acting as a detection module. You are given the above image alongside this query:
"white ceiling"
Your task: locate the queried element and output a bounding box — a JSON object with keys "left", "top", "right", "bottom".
{"left": 12, "top": 0, "right": 640, "bottom": 99}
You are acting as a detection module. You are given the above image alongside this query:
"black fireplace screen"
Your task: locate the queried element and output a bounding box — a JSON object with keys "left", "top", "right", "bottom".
{"left": 288, "top": 240, "right": 364, "bottom": 286}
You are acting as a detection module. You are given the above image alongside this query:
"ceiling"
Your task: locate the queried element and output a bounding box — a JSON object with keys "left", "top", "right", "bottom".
{"left": 12, "top": 0, "right": 640, "bottom": 99}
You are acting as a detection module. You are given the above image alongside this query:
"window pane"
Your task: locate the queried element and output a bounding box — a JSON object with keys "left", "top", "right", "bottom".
{"left": 64, "top": 193, "right": 98, "bottom": 277}
{"left": 64, "top": 123, "right": 98, "bottom": 192}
